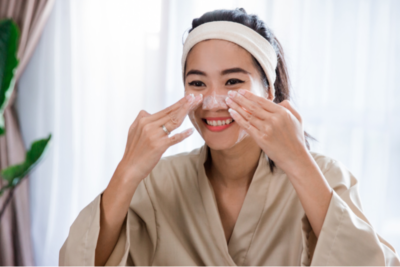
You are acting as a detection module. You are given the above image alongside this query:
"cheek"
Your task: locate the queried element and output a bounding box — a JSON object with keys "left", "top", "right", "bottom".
{"left": 188, "top": 108, "right": 203, "bottom": 127}
{"left": 247, "top": 77, "right": 268, "bottom": 98}
{"left": 184, "top": 86, "right": 191, "bottom": 95}
{"left": 193, "top": 108, "right": 203, "bottom": 122}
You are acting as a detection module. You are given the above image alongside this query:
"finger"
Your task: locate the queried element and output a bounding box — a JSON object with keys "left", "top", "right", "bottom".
{"left": 228, "top": 108, "right": 263, "bottom": 140}
{"left": 227, "top": 90, "right": 264, "bottom": 117}
{"left": 148, "top": 94, "right": 197, "bottom": 123}
{"left": 127, "top": 110, "right": 151, "bottom": 147}
{"left": 140, "top": 94, "right": 202, "bottom": 141}
{"left": 278, "top": 100, "right": 302, "bottom": 123}
{"left": 226, "top": 95, "right": 271, "bottom": 132}
{"left": 237, "top": 89, "right": 281, "bottom": 113}
{"left": 188, "top": 93, "right": 203, "bottom": 111}
{"left": 157, "top": 94, "right": 202, "bottom": 133}
{"left": 163, "top": 128, "right": 194, "bottom": 148}
{"left": 130, "top": 109, "right": 150, "bottom": 131}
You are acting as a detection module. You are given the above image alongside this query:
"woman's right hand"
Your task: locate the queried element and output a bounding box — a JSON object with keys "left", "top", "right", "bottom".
{"left": 116, "top": 93, "right": 203, "bottom": 186}
{"left": 96, "top": 93, "right": 202, "bottom": 266}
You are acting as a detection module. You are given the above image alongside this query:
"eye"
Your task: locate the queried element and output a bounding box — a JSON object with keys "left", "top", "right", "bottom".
{"left": 188, "top": 81, "right": 205, "bottom": 87}
{"left": 226, "top": 79, "right": 244, "bottom": 85}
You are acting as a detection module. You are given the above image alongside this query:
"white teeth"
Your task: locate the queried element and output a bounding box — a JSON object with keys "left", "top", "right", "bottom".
{"left": 206, "top": 119, "right": 233, "bottom": 126}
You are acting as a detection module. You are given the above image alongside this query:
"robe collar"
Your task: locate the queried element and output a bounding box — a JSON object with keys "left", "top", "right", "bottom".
{"left": 196, "top": 143, "right": 273, "bottom": 266}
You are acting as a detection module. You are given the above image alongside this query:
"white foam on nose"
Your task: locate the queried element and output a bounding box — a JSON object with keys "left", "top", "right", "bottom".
{"left": 202, "top": 94, "right": 228, "bottom": 110}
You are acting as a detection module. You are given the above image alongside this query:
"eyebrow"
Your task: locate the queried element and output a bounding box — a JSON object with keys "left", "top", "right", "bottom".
{"left": 186, "top": 67, "right": 250, "bottom": 77}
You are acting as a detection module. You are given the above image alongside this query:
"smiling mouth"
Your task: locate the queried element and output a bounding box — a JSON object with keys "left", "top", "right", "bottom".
{"left": 202, "top": 117, "right": 235, "bottom": 132}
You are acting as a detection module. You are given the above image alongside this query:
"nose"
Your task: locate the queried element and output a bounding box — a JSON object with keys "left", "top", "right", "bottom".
{"left": 202, "top": 90, "right": 229, "bottom": 110}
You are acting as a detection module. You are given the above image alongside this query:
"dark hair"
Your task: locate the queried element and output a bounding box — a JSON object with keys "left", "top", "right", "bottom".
{"left": 187, "top": 8, "right": 316, "bottom": 173}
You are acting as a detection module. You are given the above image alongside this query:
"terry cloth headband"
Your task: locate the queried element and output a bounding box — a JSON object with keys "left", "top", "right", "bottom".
{"left": 181, "top": 21, "right": 278, "bottom": 99}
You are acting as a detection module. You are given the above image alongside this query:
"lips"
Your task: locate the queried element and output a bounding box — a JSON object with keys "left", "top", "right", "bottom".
{"left": 202, "top": 117, "right": 235, "bottom": 132}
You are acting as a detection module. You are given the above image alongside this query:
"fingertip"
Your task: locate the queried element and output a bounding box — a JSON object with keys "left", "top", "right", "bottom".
{"left": 228, "top": 90, "right": 237, "bottom": 98}
{"left": 186, "top": 94, "right": 195, "bottom": 105}
{"left": 183, "top": 127, "right": 194, "bottom": 137}
{"left": 195, "top": 94, "right": 203, "bottom": 104}
{"left": 168, "top": 128, "right": 194, "bottom": 147}
{"left": 238, "top": 89, "right": 246, "bottom": 96}
{"left": 228, "top": 108, "right": 238, "bottom": 116}
{"left": 225, "top": 96, "right": 234, "bottom": 105}
{"left": 187, "top": 95, "right": 203, "bottom": 112}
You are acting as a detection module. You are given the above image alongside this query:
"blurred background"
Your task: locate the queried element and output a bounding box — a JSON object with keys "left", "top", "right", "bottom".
{"left": 1, "top": 0, "right": 399, "bottom": 265}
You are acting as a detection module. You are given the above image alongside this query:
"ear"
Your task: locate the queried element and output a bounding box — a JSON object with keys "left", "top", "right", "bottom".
{"left": 278, "top": 100, "right": 302, "bottom": 123}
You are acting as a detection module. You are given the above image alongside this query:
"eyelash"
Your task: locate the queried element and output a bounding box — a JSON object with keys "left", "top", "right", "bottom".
{"left": 188, "top": 79, "right": 244, "bottom": 87}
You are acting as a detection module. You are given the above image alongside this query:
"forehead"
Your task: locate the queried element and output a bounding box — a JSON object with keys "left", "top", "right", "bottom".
{"left": 185, "top": 39, "right": 255, "bottom": 73}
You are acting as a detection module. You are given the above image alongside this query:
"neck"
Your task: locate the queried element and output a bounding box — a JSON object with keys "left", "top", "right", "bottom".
{"left": 206, "top": 137, "right": 261, "bottom": 189}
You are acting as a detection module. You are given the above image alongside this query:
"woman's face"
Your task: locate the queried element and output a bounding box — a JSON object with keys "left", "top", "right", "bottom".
{"left": 185, "top": 39, "right": 271, "bottom": 150}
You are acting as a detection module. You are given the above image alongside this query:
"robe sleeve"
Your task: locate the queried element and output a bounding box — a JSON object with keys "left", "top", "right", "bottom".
{"left": 300, "top": 159, "right": 400, "bottom": 266}
{"left": 59, "top": 179, "right": 157, "bottom": 266}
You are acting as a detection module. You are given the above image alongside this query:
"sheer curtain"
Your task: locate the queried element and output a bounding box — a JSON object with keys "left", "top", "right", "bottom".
{"left": 17, "top": 0, "right": 400, "bottom": 265}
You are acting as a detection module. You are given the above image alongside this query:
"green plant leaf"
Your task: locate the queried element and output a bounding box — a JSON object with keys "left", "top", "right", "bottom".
{"left": 1, "top": 161, "right": 30, "bottom": 184}
{"left": 1, "top": 134, "right": 51, "bottom": 194}
{"left": 26, "top": 134, "right": 52, "bottom": 165}
{"left": 0, "top": 19, "right": 20, "bottom": 135}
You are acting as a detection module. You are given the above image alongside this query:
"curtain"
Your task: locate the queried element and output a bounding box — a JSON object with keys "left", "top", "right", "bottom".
{"left": 0, "top": 0, "right": 55, "bottom": 265}
{"left": 16, "top": 0, "right": 400, "bottom": 265}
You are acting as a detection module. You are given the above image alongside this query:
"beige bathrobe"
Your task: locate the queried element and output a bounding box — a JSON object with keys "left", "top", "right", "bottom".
{"left": 59, "top": 144, "right": 400, "bottom": 266}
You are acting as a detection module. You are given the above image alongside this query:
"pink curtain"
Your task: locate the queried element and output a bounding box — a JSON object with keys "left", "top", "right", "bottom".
{"left": 0, "top": 0, "right": 55, "bottom": 265}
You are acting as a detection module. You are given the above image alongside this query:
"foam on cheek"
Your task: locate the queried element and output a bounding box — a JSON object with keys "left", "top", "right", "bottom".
{"left": 249, "top": 75, "right": 269, "bottom": 98}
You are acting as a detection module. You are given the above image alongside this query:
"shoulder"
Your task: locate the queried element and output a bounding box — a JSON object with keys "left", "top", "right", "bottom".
{"left": 309, "top": 151, "right": 358, "bottom": 194}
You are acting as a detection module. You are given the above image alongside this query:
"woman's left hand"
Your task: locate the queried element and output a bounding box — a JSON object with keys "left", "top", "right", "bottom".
{"left": 226, "top": 89, "right": 309, "bottom": 174}
{"left": 226, "top": 89, "right": 334, "bottom": 238}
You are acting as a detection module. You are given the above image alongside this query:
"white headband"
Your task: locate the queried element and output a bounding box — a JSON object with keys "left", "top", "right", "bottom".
{"left": 181, "top": 21, "right": 278, "bottom": 99}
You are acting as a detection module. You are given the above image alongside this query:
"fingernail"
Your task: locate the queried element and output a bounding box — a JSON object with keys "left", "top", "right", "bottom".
{"left": 228, "top": 90, "right": 236, "bottom": 98}
{"left": 186, "top": 94, "right": 195, "bottom": 104}
{"left": 184, "top": 128, "right": 194, "bottom": 137}
{"left": 238, "top": 89, "right": 246, "bottom": 96}
{"left": 225, "top": 97, "right": 232, "bottom": 104}
{"left": 228, "top": 108, "right": 237, "bottom": 115}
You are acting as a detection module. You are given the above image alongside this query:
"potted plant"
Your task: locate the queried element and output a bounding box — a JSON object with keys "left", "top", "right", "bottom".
{"left": 0, "top": 19, "right": 51, "bottom": 219}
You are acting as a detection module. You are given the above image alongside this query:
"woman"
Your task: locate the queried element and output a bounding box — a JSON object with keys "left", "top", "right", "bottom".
{"left": 59, "top": 8, "right": 400, "bottom": 266}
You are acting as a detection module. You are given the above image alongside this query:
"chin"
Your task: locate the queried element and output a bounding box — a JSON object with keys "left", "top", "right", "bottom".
{"left": 205, "top": 136, "right": 237, "bottom": 150}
